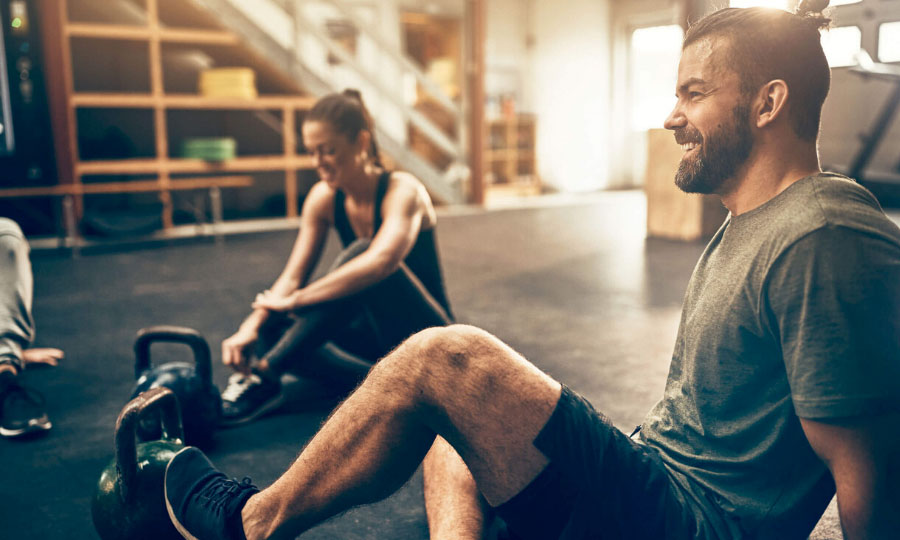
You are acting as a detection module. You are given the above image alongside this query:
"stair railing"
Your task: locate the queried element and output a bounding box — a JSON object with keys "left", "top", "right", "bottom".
{"left": 195, "top": 0, "right": 466, "bottom": 202}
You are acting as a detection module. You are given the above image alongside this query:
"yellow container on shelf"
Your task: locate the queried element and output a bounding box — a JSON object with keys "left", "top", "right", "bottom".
{"left": 198, "top": 68, "right": 257, "bottom": 99}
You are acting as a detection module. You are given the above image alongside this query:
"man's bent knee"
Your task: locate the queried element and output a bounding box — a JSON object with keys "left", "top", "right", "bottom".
{"left": 380, "top": 325, "right": 523, "bottom": 403}
{"left": 373, "top": 325, "right": 487, "bottom": 377}
{"left": 397, "top": 324, "right": 496, "bottom": 369}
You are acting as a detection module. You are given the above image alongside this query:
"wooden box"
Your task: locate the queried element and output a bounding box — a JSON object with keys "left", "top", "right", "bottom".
{"left": 644, "top": 128, "right": 728, "bottom": 241}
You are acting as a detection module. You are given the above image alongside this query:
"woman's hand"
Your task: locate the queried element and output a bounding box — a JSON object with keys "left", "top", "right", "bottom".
{"left": 252, "top": 289, "right": 299, "bottom": 312}
{"left": 222, "top": 326, "right": 259, "bottom": 375}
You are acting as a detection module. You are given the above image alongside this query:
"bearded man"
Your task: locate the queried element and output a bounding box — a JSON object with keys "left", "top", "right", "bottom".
{"left": 162, "top": 2, "right": 900, "bottom": 539}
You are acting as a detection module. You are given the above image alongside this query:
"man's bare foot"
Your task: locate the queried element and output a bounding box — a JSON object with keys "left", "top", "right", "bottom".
{"left": 22, "top": 348, "right": 64, "bottom": 368}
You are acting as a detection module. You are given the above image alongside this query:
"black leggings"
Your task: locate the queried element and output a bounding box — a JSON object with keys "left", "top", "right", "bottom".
{"left": 257, "top": 239, "right": 453, "bottom": 385}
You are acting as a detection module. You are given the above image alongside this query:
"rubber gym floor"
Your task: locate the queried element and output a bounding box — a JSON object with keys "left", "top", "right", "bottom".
{"left": 4, "top": 191, "right": 846, "bottom": 539}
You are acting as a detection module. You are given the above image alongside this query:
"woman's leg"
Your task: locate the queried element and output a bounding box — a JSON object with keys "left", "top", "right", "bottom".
{"left": 260, "top": 238, "right": 450, "bottom": 377}
{"left": 222, "top": 239, "right": 450, "bottom": 424}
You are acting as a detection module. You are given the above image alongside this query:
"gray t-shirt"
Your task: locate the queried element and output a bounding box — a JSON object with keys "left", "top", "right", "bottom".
{"left": 640, "top": 173, "right": 900, "bottom": 539}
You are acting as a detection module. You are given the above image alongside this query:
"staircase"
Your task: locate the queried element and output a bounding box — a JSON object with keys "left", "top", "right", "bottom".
{"left": 187, "top": 0, "right": 467, "bottom": 203}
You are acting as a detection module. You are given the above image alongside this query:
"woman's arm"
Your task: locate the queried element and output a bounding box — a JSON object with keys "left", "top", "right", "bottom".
{"left": 242, "top": 181, "right": 333, "bottom": 327}
{"left": 222, "top": 182, "right": 333, "bottom": 373}
{"left": 254, "top": 173, "right": 430, "bottom": 311}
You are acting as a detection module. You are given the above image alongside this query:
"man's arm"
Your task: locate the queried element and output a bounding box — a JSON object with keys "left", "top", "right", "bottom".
{"left": 800, "top": 413, "right": 900, "bottom": 539}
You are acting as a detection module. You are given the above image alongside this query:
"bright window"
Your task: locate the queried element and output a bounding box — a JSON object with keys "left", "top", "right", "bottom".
{"left": 879, "top": 21, "right": 900, "bottom": 63}
{"left": 821, "top": 26, "right": 862, "bottom": 67}
{"left": 829, "top": 0, "right": 862, "bottom": 5}
{"left": 630, "top": 25, "right": 683, "bottom": 131}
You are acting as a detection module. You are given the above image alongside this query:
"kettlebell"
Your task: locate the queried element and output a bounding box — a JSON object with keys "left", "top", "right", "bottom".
{"left": 131, "top": 325, "right": 222, "bottom": 448}
{"left": 91, "top": 387, "right": 184, "bottom": 540}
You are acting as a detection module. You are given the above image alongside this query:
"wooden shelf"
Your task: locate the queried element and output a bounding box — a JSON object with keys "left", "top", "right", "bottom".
{"left": 67, "top": 23, "right": 151, "bottom": 40}
{"left": 159, "top": 28, "right": 240, "bottom": 45}
{"left": 71, "top": 93, "right": 316, "bottom": 110}
{"left": 77, "top": 155, "right": 315, "bottom": 176}
{"left": 0, "top": 175, "right": 254, "bottom": 197}
{"left": 164, "top": 94, "right": 316, "bottom": 110}
{"left": 34, "top": 0, "right": 317, "bottom": 236}
{"left": 71, "top": 93, "right": 156, "bottom": 108}
{"left": 484, "top": 114, "right": 539, "bottom": 192}
{"left": 67, "top": 23, "right": 238, "bottom": 45}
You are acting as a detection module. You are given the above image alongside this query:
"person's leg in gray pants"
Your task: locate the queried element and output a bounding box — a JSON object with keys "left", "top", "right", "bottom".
{"left": 0, "top": 218, "right": 55, "bottom": 438}
{"left": 0, "top": 218, "right": 35, "bottom": 373}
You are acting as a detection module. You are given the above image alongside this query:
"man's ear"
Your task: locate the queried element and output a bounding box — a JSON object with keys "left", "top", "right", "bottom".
{"left": 755, "top": 79, "right": 789, "bottom": 129}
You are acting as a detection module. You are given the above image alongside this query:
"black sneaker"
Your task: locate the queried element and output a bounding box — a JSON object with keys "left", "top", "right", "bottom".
{"left": 220, "top": 372, "right": 283, "bottom": 427}
{"left": 165, "top": 446, "right": 259, "bottom": 540}
{"left": 0, "top": 379, "right": 52, "bottom": 438}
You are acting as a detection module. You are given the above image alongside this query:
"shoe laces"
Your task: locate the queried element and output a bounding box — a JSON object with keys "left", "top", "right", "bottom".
{"left": 222, "top": 373, "right": 261, "bottom": 402}
{"left": 200, "top": 476, "right": 255, "bottom": 511}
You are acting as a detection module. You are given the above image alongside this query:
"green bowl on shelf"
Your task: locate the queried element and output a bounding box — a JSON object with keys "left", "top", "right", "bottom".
{"left": 182, "top": 137, "right": 237, "bottom": 162}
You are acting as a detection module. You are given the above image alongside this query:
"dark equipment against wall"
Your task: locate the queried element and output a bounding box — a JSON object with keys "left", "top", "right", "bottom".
{"left": 845, "top": 51, "right": 900, "bottom": 207}
{"left": 131, "top": 325, "right": 223, "bottom": 449}
{"left": 0, "top": 0, "right": 58, "bottom": 234}
{"left": 91, "top": 387, "right": 184, "bottom": 540}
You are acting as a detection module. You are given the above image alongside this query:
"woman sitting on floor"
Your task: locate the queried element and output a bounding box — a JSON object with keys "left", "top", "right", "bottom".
{"left": 219, "top": 89, "right": 453, "bottom": 426}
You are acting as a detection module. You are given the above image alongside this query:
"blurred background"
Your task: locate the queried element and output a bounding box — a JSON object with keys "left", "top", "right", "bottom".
{"left": 1, "top": 0, "right": 897, "bottom": 242}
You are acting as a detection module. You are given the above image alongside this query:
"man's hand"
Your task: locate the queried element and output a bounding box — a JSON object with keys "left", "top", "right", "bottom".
{"left": 800, "top": 413, "right": 900, "bottom": 539}
{"left": 22, "top": 348, "right": 64, "bottom": 368}
{"left": 252, "top": 289, "right": 299, "bottom": 312}
{"left": 221, "top": 327, "right": 258, "bottom": 375}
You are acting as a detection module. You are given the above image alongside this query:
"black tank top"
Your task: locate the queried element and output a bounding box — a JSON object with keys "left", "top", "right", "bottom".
{"left": 333, "top": 171, "right": 453, "bottom": 317}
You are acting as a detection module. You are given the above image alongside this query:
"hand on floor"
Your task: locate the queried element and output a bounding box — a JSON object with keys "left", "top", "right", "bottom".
{"left": 22, "top": 348, "right": 65, "bottom": 368}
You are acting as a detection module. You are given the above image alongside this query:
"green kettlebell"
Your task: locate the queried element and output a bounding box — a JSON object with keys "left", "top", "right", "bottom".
{"left": 91, "top": 387, "right": 185, "bottom": 540}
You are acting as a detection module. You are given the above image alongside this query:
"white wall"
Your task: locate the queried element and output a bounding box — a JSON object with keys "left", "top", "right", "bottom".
{"left": 485, "top": 0, "right": 532, "bottom": 112}
{"left": 531, "top": 0, "right": 613, "bottom": 192}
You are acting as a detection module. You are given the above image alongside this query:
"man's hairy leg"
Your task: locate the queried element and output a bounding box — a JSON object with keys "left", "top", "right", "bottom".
{"left": 424, "top": 436, "right": 489, "bottom": 540}
{"left": 241, "top": 324, "right": 562, "bottom": 540}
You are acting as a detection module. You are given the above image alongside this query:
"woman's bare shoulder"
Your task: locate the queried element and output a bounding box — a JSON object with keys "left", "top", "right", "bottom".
{"left": 303, "top": 180, "right": 338, "bottom": 222}
{"left": 384, "top": 171, "right": 437, "bottom": 227}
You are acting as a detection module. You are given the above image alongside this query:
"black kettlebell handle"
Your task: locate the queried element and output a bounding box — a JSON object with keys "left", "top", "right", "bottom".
{"left": 134, "top": 325, "right": 213, "bottom": 387}
{"left": 115, "top": 387, "right": 183, "bottom": 502}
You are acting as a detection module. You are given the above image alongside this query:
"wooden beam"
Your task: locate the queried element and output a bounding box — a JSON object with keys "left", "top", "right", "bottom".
{"left": 0, "top": 175, "right": 254, "bottom": 197}
{"left": 67, "top": 23, "right": 152, "bottom": 41}
{"left": 70, "top": 93, "right": 317, "bottom": 110}
{"left": 283, "top": 105, "right": 299, "bottom": 218}
{"left": 71, "top": 93, "right": 157, "bottom": 108}
{"left": 39, "top": 0, "right": 76, "bottom": 187}
{"left": 159, "top": 28, "right": 239, "bottom": 45}
{"left": 76, "top": 155, "right": 315, "bottom": 175}
{"left": 146, "top": 0, "right": 175, "bottom": 228}
{"left": 164, "top": 94, "right": 316, "bottom": 110}
{"left": 465, "top": 0, "right": 486, "bottom": 205}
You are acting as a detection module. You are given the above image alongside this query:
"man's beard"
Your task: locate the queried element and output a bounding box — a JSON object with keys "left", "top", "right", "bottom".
{"left": 674, "top": 103, "right": 753, "bottom": 194}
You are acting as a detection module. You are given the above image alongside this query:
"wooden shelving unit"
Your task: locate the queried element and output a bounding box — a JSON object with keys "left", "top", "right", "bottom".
{"left": 6, "top": 0, "right": 319, "bottom": 237}
{"left": 484, "top": 114, "right": 540, "bottom": 198}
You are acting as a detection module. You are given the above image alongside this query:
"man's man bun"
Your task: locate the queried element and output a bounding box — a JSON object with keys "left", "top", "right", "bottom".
{"left": 795, "top": 0, "right": 832, "bottom": 30}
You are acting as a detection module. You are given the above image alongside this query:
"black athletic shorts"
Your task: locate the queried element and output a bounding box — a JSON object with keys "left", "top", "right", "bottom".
{"left": 494, "top": 386, "right": 707, "bottom": 540}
